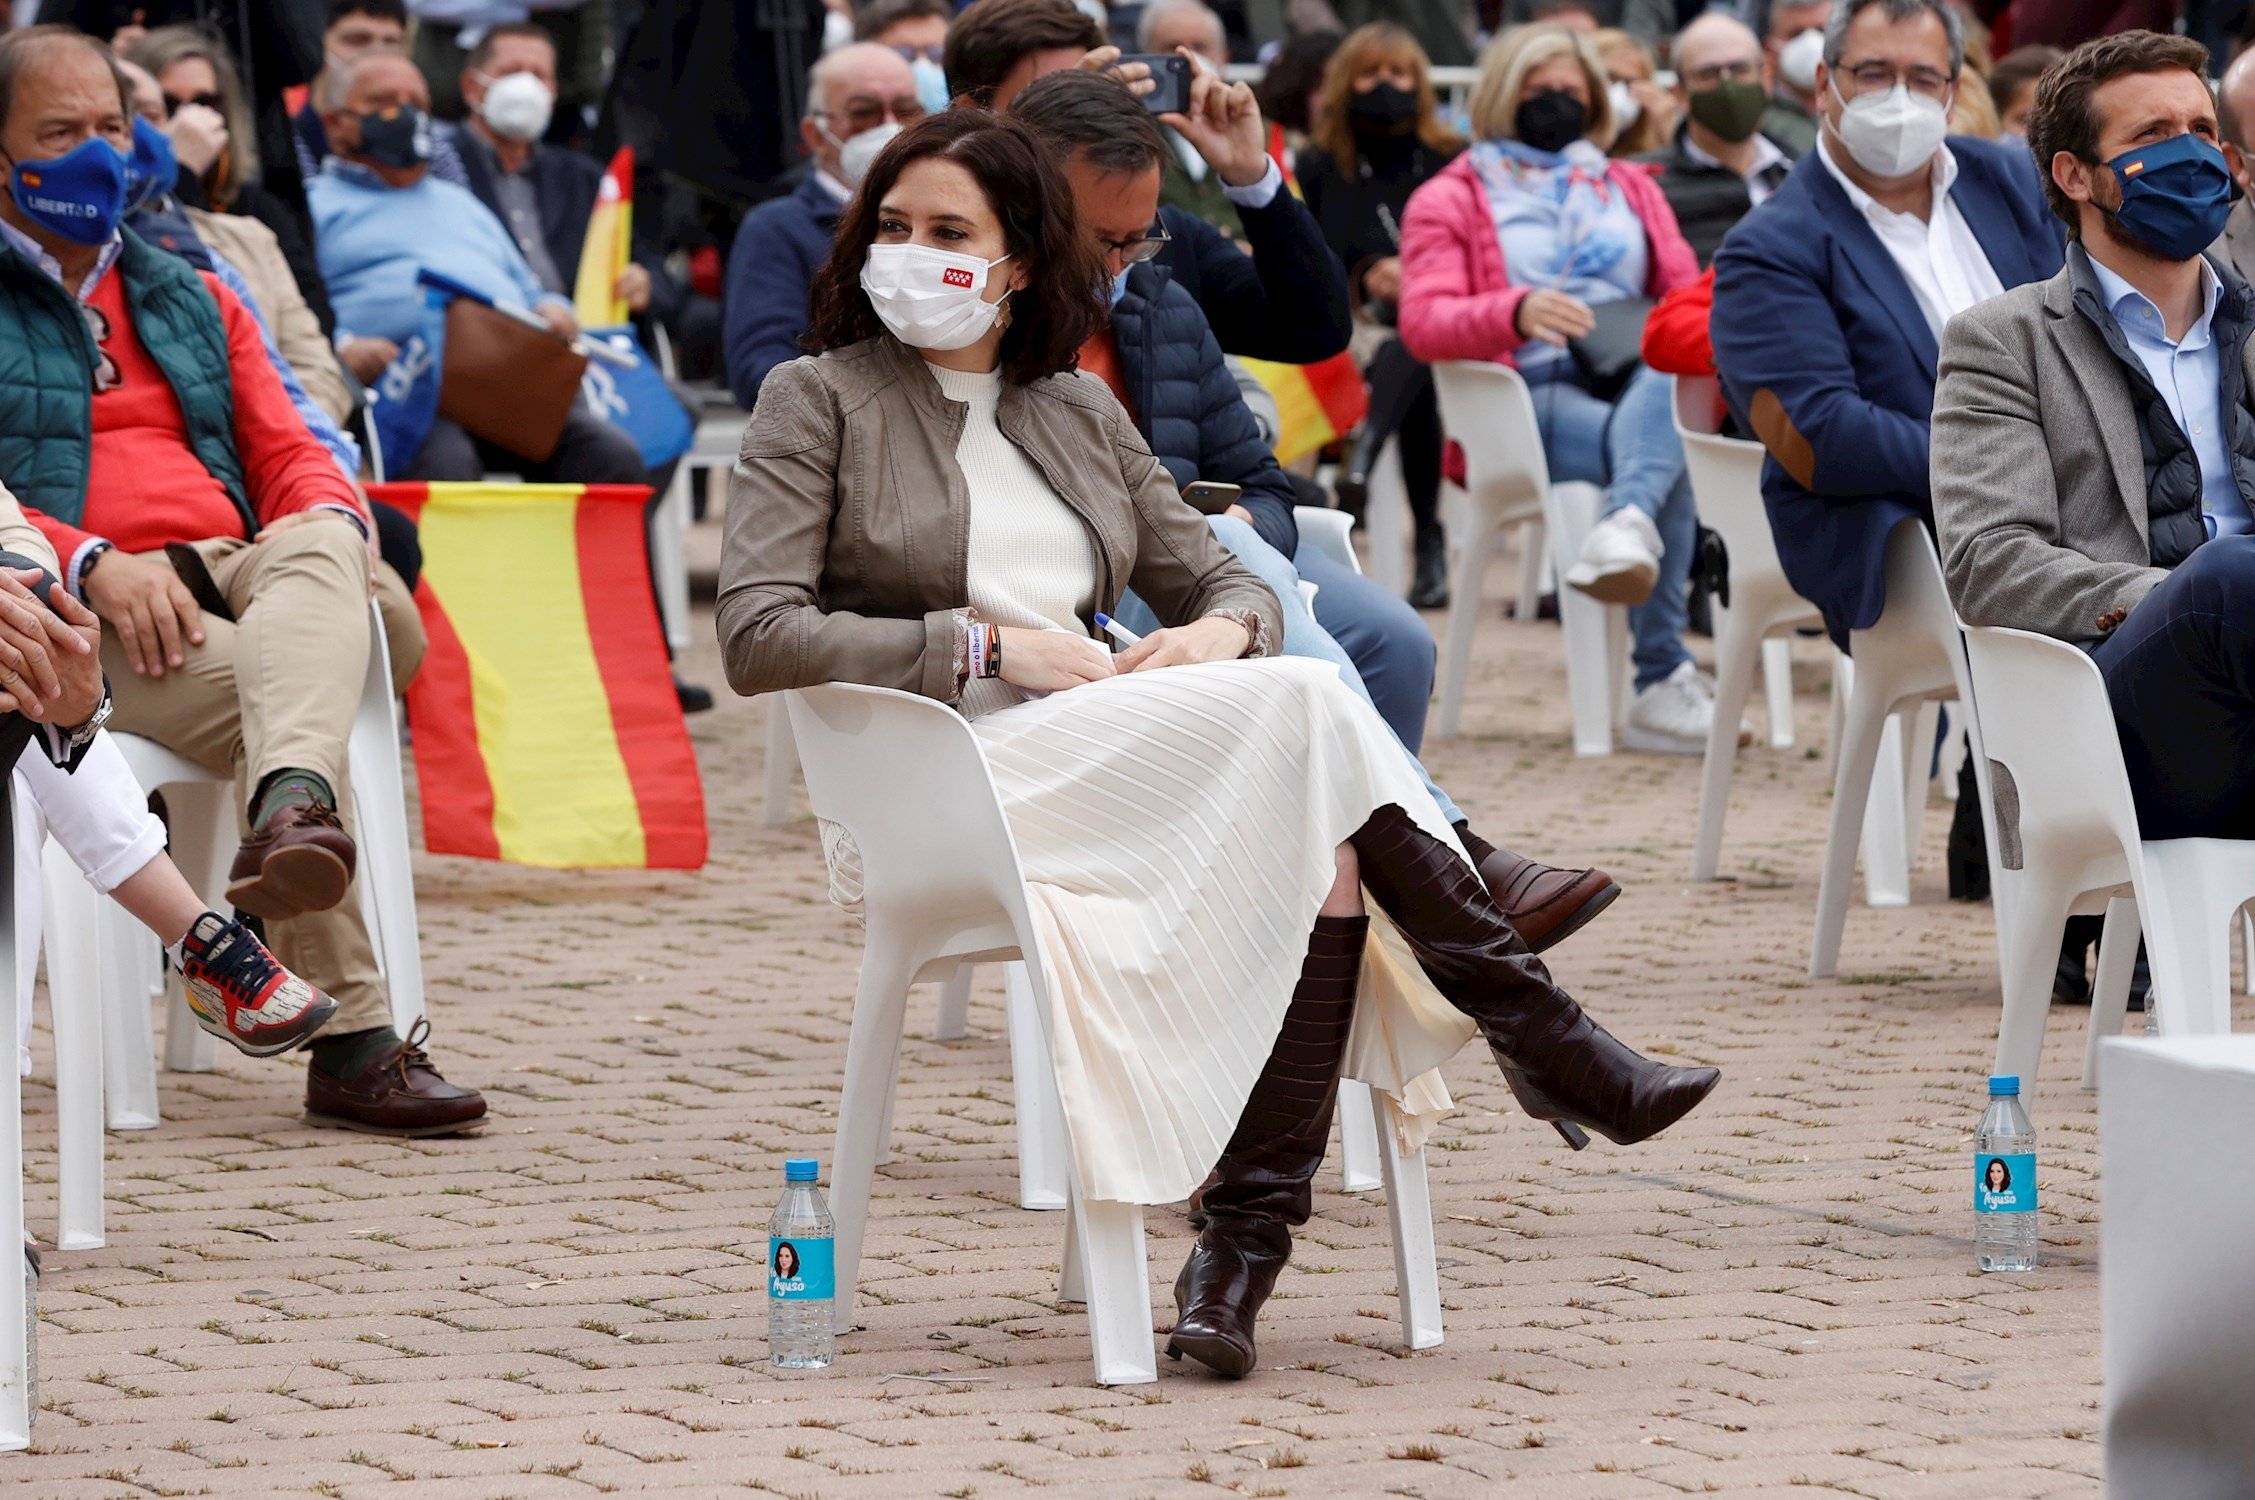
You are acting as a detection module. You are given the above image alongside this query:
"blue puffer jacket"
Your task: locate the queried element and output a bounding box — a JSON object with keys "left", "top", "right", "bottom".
{"left": 1111, "top": 263, "right": 1298, "bottom": 559}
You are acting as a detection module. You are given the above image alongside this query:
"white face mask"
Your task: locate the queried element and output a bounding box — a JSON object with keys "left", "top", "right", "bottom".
{"left": 477, "top": 70, "right": 555, "bottom": 143}
{"left": 1830, "top": 78, "right": 1949, "bottom": 179}
{"left": 860, "top": 242, "right": 1014, "bottom": 351}
{"left": 1779, "top": 28, "right": 1824, "bottom": 93}
{"left": 834, "top": 120, "right": 899, "bottom": 189}
{"left": 1608, "top": 79, "right": 1641, "bottom": 132}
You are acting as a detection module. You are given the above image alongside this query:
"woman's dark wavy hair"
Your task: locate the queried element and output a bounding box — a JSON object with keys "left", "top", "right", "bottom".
{"left": 805, "top": 109, "right": 1105, "bottom": 385}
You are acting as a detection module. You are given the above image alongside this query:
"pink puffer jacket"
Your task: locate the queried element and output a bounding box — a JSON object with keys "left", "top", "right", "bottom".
{"left": 1397, "top": 151, "right": 1701, "bottom": 367}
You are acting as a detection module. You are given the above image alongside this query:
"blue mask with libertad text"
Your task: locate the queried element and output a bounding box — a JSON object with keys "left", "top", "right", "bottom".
{"left": 8, "top": 135, "right": 130, "bottom": 246}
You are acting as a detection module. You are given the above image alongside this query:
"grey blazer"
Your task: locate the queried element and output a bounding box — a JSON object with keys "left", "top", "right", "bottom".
{"left": 1929, "top": 256, "right": 2255, "bottom": 643}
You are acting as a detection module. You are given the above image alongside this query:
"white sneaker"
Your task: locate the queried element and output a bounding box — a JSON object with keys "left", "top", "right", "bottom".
{"left": 1565, "top": 508, "right": 1663, "bottom": 605}
{"left": 1622, "top": 661, "right": 1752, "bottom": 755}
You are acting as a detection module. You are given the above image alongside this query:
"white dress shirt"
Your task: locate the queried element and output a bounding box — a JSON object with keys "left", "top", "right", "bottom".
{"left": 1817, "top": 135, "right": 2004, "bottom": 343}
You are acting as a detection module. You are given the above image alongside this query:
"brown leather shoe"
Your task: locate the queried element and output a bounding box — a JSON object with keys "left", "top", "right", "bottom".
{"left": 304, "top": 1020, "right": 486, "bottom": 1137}
{"left": 228, "top": 802, "right": 357, "bottom": 920}
{"left": 1455, "top": 824, "right": 1619, "bottom": 954}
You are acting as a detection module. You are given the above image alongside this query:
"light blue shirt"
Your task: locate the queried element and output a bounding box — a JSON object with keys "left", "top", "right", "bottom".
{"left": 2089, "top": 254, "right": 2251, "bottom": 540}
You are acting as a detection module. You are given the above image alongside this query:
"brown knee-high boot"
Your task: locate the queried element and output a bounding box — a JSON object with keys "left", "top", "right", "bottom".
{"left": 1349, "top": 805, "right": 1719, "bottom": 1149}
{"left": 1167, "top": 914, "right": 1365, "bottom": 1379}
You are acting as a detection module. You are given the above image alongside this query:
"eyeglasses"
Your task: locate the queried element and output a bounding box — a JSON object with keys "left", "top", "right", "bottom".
{"left": 163, "top": 90, "right": 223, "bottom": 117}
{"left": 1681, "top": 58, "right": 1760, "bottom": 88}
{"left": 1100, "top": 219, "right": 1173, "bottom": 265}
{"left": 1835, "top": 60, "right": 1955, "bottom": 101}
{"left": 813, "top": 94, "right": 927, "bottom": 134}
{"left": 891, "top": 43, "right": 945, "bottom": 63}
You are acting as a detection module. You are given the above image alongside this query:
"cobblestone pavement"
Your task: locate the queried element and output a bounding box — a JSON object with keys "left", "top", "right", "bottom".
{"left": 10, "top": 528, "right": 2180, "bottom": 1498}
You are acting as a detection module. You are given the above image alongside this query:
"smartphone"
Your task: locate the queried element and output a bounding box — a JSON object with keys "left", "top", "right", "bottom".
{"left": 1182, "top": 481, "right": 1242, "bottom": 516}
{"left": 1120, "top": 53, "right": 1191, "bottom": 115}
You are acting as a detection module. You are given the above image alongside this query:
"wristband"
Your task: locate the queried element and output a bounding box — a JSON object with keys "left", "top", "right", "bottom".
{"left": 968, "top": 622, "right": 1002, "bottom": 680}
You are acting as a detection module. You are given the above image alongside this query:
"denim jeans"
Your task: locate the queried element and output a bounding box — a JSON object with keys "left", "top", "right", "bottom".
{"left": 1526, "top": 363, "right": 1696, "bottom": 691}
{"left": 1112, "top": 514, "right": 1466, "bottom": 826}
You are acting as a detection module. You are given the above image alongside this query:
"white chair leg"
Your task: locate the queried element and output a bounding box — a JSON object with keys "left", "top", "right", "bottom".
{"left": 1434, "top": 497, "right": 1501, "bottom": 739}
{"left": 1812, "top": 681, "right": 1896, "bottom": 977}
{"left": 2137, "top": 855, "right": 2237, "bottom": 1040}
{"left": 931, "top": 964, "right": 971, "bottom": 1042}
{"left": 96, "top": 895, "right": 158, "bottom": 1131}
{"left": 0, "top": 800, "right": 28, "bottom": 1451}
{"left": 1556, "top": 585, "right": 1617, "bottom": 758}
{"left": 1691, "top": 606, "right": 1764, "bottom": 881}
{"left": 40, "top": 849, "right": 103, "bottom": 1251}
{"left": 1068, "top": 1188, "right": 1155, "bottom": 1386}
{"left": 1762, "top": 634, "right": 1796, "bottom": 749}
{"left": 651, "top": 468, "right": 692, "bottom": 656}
{"left": 1993, "top": 880, "right": 2074, "bottom": 1088}
{"left": 827, "top": 942, "right": 917, "bottom": 1338}
{"left": 1900, "top": 699, "right": 1941, "bottom": 879}
{"left": 1336, "top": 1077, "right": 1381, "bottom": 1193}
{"left": 1005, "top": 961, "right": 1068, "bottom": 1211}
{"left": 1366, "top": 439, "right": 1408, "bottom": 598}
{"left": 1859, "top": 712, "right": 1913, "bottom": 910}
{"left": 347, "top": 663, "right": 426, "bottom": 1035}
{"left": 160, "top": 783, "right": 227, "bottom": 1075}
{"left": 763, "top": 698, "right": 797, "bottom": 829}
{"left": 2085, "top": 895, "right": 2142, "bottom": 1090}
{"left": 2240, "top": 904, "right": 2254, "bottom": 992}
{"left": 1511, "top": 519, "right": 1544, "bottom": 622}
{"left": 1373, "top": 1098, "right": 1442, "bottom": 1351}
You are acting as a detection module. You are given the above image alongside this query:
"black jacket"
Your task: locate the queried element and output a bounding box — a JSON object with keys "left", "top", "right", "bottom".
{"left": 1297, "top": 137, "right": 1455, "bottom": 304}
{"left": 1112, "top": 264, "right": 1299, "bottom": 559}
{"left": 455, "top": 130, "right": 685, "bottom": 328}
{"left": 1153, "top": 180, "right": 1352, "bottom": 366}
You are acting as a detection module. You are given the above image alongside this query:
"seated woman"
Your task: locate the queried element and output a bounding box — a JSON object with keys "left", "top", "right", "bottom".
{"left": 719, "top": 109, "right": 1719, "bottom": 1380}
{"left": 1398, "top": 23, "right": 1734, "bottom": 758}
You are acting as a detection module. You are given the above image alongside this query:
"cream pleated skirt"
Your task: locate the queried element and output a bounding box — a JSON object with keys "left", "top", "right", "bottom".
{"left": 824, "top": 655, "right": 1479, "bottom": 1206}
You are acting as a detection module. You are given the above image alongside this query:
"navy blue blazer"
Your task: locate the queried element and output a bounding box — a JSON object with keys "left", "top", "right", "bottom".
{"left": 723, "top": 172, "right": 848, "bottom": 410}
{"left": 1711, "top": 136, "right": 2063, "bottom": 640}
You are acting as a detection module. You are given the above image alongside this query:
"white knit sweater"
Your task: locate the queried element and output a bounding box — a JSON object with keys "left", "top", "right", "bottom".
{"left": 934, "top": 364, "right": 1102, "bottom": 719}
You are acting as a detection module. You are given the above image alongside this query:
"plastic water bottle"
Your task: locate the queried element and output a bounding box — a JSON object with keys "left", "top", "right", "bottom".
{"left": 1974, "top": 1075, "right": 2038, "bottom": 1272}
{"left": 768, "top": 1159, "right": 835, "bottom": 1369}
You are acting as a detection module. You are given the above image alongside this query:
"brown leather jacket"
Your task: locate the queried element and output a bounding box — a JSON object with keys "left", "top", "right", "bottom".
{"left": 717, "top": 335, "right": 1284, "bottom": 704}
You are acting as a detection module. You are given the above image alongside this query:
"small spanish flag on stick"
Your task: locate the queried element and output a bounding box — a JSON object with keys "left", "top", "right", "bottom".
{"left": 371, "top": 481, "right": 707, "bottom": 870}
{"left": 573, "top": 147, "right": 635, "bottom": 329}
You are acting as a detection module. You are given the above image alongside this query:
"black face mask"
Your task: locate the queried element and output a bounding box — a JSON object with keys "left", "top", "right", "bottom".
{"left": 1514, "top": 89, "right": 1588, "bottom": 154}
{"left": 354, "top": 103, "right": 432, "bottom": 170}
{"left": 1348, "top": 81, "right": 1418, "bottom": 135}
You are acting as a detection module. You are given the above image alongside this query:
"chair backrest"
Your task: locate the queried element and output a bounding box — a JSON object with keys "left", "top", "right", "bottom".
{"left": 1677, "top": 422, "right": 1785, "bottom": 584}
{"left": 1671, "top": 373, "right": 1723, "bottom": 437}
{"left": 1961, "top": 624, "right": 2145, "bottom": 871}
{"left": 1432, "top": 360, "right": 1550, "bottom": 515}
{"left": 1294, "top": 505, "right": 1362, "bottom": 577}
{"left": 782, "top": 683, "right": 1039, "bottom": 953}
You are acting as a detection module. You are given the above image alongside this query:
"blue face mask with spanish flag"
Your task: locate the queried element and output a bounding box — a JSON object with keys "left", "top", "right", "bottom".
{"left": 6, "top": 135, "right": 130, "bottom": 246}
{"left": 2104, "top": 132, "right": 2236, "bottom": 263}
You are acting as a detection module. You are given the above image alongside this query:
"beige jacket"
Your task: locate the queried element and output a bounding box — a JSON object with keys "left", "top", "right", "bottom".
{"left": 186, "top": 208, "right": 356, "bottom": 428}
{"left": 1930, "top": 257, "right": 2209, "bottom": 643}
{"left": 717, "top": 336, "right": 1284, "bottom": 703}
{"left": 0, "top": 487, "right": 57, "bottom": 575}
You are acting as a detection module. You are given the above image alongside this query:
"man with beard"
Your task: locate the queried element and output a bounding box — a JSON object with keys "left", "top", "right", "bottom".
{"left": 1933, "top": 31, "right": 2255, "bottom": 844}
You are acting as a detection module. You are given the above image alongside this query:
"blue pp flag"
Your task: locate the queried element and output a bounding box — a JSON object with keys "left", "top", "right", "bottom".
{"left": 578, "top": 326, "right": 695, "bottom": 469}
{"left": 371, "top": 282, "right": 446, "bottom": 474}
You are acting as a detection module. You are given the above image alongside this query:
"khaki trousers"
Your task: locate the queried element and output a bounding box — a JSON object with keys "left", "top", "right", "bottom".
{"left": 100, "top": 523, "right": 427, "bottom": 1035}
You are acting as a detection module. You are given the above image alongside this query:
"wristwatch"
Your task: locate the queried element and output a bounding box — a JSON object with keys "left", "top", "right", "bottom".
{"left": 62, "top": 676, "right": 111, "bottom": 754}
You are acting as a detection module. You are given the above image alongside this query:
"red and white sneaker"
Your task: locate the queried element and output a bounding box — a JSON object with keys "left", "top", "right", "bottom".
{"left": 178, "top": 913, "right": 337, "bottom": 1057}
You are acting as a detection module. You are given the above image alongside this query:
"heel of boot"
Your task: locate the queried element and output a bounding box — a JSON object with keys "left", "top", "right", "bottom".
{"left": 1550, "top": 1118, "right": 1589, "bottom": 1151}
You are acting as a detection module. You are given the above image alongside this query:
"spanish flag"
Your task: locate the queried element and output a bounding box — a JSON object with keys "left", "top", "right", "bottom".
{"left": 573, "top": 147, "right": 634, "bottom": 329}
{"left": 371, "top": 482, "right": 707, "bottom": 870}
{"left": 1240, "top": 123, "right": 1368, "bottom": 465}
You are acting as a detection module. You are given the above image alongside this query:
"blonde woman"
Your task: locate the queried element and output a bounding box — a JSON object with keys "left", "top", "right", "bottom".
{"left": 1594, "top": 27, "right": 1674, "bottom": 157}
{"left": 1397, "top": 23, "right": 1727, "bottom": 755}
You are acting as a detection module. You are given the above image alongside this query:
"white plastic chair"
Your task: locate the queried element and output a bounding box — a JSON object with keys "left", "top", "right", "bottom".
{"left": 1432, "top": 360, "right": 1628, "bottom": 754}
{"left": 45, "top": 603, "right": 425, "bottom": 1153}
{"left": 1809, "top": 522, "right": 1980, "bottom": 977}
{"left": 1672, "top": 378, "right": 1823, "bottom": 880}
{"left": 1964, "top": 625, "right": 2255, "bottom": 1088}
{"left": 0, "top": 779, "right": 31, "bottom": 1450}
{"left": 652, "top": 404, "right": 749, "bottom": 654}
{"left": 783, "top": 681, "right": 1442, "bottom": 1384}
{"left": 1293, "top": 504, "right": 1359, "bottom": 578}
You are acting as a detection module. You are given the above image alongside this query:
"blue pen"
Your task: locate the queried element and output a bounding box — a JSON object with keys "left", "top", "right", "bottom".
{"left": 1093, "top": 612, "right": 1142, "bottom": 648}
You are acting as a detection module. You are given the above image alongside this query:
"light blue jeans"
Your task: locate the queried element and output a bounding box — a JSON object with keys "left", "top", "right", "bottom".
{"left": 1525, "top": 363, "right": 1696, "bottom": 691}
{"left": 1112, "top": 514, "right": 1466, "bottom": 826}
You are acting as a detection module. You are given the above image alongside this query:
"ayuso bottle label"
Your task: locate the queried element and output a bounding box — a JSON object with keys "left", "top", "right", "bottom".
{"left": 768, "top": 1236, "right": 835, "bottom": 1300}
{"left": 1975, "top": 1153, "right": 2037, "bottom": 1213}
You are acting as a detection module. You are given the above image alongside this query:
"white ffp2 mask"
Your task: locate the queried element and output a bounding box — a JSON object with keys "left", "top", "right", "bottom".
{"left": 860, "top": 243, "right": 1014, "bottom": 351}
{"left": 1831, "top": 79, "right": 1949, "bottom": 180}
{"left": 477, "top": 70, "right": 555, "bottom": 143}
{"left": 1779, "top": 28, "right": 1824, "bottom": 93}
{"left": 834, "top": 121, "right": 899, "bottom": 189}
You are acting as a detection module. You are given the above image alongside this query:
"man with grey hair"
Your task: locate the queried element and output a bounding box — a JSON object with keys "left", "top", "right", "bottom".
{"left": 1711, "top": 0, "right": 2058, "bottom": 655}
{"left": 721, "top": 42, "right": 922, "bottom": 406}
